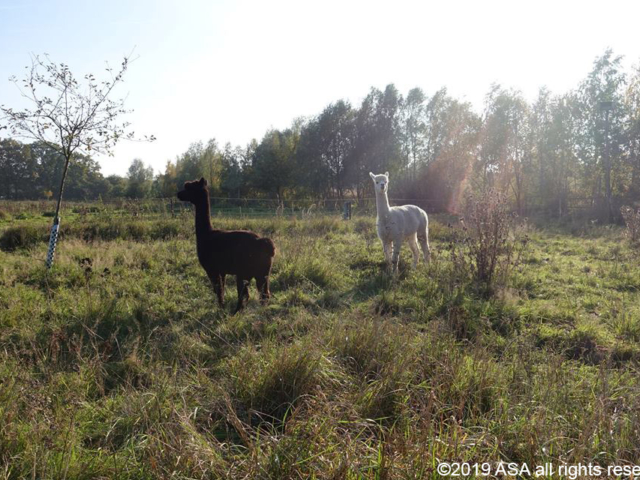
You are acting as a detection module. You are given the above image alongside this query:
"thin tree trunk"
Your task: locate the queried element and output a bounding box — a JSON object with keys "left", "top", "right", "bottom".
{"left": 53, "top": 154, "right": 72, "bottom": 224}
{"left": 46, "top": 153, "right": 72, "bottom": 268}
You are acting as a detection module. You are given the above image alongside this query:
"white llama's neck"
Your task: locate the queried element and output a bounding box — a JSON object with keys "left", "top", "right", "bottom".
{"left": 375, "top": 190, "right": 391, "bottom": 219}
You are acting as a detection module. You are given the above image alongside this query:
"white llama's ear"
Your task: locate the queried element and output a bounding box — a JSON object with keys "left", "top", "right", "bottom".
{"left": 385, "top": 171, "right": 389, "bottom": 178}
{"left": 369, "top": 172, "right": 375, "bottom": 179}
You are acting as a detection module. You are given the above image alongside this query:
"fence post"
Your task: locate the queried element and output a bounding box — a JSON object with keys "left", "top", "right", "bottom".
{"left": 343, "top": 201, "right": 352, "bottom": 220}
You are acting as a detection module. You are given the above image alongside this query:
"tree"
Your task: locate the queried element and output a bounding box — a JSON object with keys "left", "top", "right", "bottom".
{"left": 625, "top": 63, "right": 640, "bottom": 196}
{"left": 126, "top": 159, "right": 154, "bottom": 198}
{"left": 157, "top": 160, "right": 178, "bottom": 198}
{"left": 106, "top": 174, "right": 128, "bottom": 198}
{"left": 318, "top": 101, "right": 357, "bottom": 199}
{"left": 174, "top": 140, "right": 223, "bottom": 195}
{"left": 350, "top": 85, "right": 404, "bottom": 201}
{"left": 251, "top": 121, "right": 303, "bottom": 203}
{"left": 576, "top": 49, "right": 627, "bottom": 221}
{"left": 480, "top": 85, "right": 531, "bottom": 214}
{"left": 401, "top": 87, "right": 427, "bottom": 180}
{"left": 220, "top": 143, "right": 249, "bottom": 198}
{"left": 0, "top": 139, "right": 35, "bottom": 199}
{"left": 202, "top": 139, "right": 223, "bottom": 195}
{"left": 397, "top": 90, "right": 481, "bottom": 213}
{"left": 424, "top": 88, "right": 451, "bottom": 167}
{"left": 0, "top": 53, "right": 153, "bottom": 267}
{"left": 530, "top": 90, "right": 580, "bottom": 217}
{"left": 294, "top": 120, "right": 327, "bottom": 197}
{"left": 296, "top": 101, "right": 356, "bottom": 199}
{"left": 29, "top": 142, "right": 108, "bottom": 200}
{"left": 425, "top": 96, "right": 480, "bottom": 213}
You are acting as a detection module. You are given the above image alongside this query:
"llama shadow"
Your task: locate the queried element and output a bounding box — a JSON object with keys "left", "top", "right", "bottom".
{"left": 346, "top": 257, "right": 414, "bottom": 302}
{"left": 198, "top": 276, "right": 270, "bottom": 319}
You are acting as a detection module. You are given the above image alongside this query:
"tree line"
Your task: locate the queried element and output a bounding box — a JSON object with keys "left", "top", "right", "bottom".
{"left": 2, "top": 50, "right": 639, "bottom": 219}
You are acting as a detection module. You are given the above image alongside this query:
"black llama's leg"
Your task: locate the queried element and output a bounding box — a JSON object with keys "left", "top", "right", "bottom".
{"left": 235, "top": 277, "right": 250, "bottom": 313}
{"left": 208, "top": 271, "right": 225, "bottom": 307}
{"left": 256, "top": 275, "right": 271, "bottom": 305}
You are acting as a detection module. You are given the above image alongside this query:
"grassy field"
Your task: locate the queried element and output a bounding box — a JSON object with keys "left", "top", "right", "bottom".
{"left": 1, "top": 206, "right": 640, "bottom": 479}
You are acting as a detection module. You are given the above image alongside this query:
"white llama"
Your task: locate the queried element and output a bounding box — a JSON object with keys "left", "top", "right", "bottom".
{"left": 370, "top": 172, "right": 430, "bottom": 272}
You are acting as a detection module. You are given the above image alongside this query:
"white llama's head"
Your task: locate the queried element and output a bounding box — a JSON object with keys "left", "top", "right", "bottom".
{"left": 369, "top": 172, "right": 390, "bottom": 194}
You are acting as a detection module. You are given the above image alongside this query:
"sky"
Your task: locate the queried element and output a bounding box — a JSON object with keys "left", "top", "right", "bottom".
{"left": 1, "top": 0, "right": 640, "bottom": 176}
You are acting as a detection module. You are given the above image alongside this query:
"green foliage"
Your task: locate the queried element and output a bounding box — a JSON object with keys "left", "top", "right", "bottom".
{"left": 250, "top": 126, "right": 301, "bottom": 201}
{"left": 446, "top": 189, "right": 529, "bottom": 296}
{"left": 227, "top": 341, "right": 322, "bottom": 423}
{"left": 296, "top": 100, "right": 357, "bottom": 198}
{"left": 4, "top": 48, "right": 640, "bottom": 224}
{"left": 329, "top": 318, "right": 405, "bottom": 381}
{"left": 3, "top": 186, "right": 640, "bottom": 476}
{"left": 621, "top": 205, "right": 640, "bottom": 243}
{"left": 125, "top": 159, "right": 154, "bottom": 199}
{"left": 0, "top": 140, "right": 110, "bottom": 201}
{"left": 0, "top": 224, "right": 46, "bottom": 251}
{"left": 173, "top": 139, "right": 224, "bottom": 195}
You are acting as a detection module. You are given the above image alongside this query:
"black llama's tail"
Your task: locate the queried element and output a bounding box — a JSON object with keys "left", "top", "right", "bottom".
{"left": 257, "top": 237, "right": 276, "bottom": 257}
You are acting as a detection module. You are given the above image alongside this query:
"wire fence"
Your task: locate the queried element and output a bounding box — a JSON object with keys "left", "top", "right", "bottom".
{"left": 0, "top": 196, "right": 448, "bottom": 220}
{"left": 0, "top": 195, "right": 622, "bottom": 222}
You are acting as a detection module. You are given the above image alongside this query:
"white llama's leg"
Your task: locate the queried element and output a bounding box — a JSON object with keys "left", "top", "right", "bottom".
{"left": 382, "top": 241, "right": 392, "bottom": 265}
{"left": 391, "top": 238, "right": 402, "bottom": 273}
{"left": 417, "top": 224, "right": 431, "bottom": 264}
{"left": 408, "top": 234, "right": 420, "bottom": 268}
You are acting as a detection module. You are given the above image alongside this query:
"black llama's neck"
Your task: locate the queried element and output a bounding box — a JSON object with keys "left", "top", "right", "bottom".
{"left": 194, "top": 194, "right": 213, "bottom": 235}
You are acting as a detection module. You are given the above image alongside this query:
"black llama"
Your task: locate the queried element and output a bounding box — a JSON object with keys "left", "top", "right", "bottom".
{"left": 177, "top": 178, "right": 275, "bottom": 312}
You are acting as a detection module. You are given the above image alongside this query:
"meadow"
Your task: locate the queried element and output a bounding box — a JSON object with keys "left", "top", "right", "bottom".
{"left": 1, "top": 203, "right": 640, "bottom": 479}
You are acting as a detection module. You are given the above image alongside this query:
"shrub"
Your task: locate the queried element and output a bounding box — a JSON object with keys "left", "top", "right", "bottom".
{"left": 151, "top": 220, "right": 181, "bottom": 239}
{"left": 0, "top": 225, "right": 46, "bottom": 251}
{"left": 329, "top": 319, "right": 399, "bottom": 380}
{"left": 451, "top": 189, "right": 528, "bottom": 294}
{"left": 276, "top": 256, "right": 340, "bottom": 291}
{"left": 330, "top": 319, "right": 414, "bottom": 420}
{"left": 228, "top": 342, "right": 321, "bottom": 423}
{"left": 69, "top": 219, "right": 163, "bottom": 242}
{"left": 621, "top": 205, "right": 640, "bottom": 243}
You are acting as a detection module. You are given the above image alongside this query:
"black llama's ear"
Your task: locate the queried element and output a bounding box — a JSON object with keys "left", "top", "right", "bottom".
{"left": 199, "top": 177, "right": 207, "bottom": 186}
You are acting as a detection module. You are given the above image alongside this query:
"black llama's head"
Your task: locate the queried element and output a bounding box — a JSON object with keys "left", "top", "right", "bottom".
{"left": 177, "top": 177, "right": 208, "bottom": 204}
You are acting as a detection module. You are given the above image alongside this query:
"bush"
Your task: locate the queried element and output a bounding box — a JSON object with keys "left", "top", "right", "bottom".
{"left": 329, "top": 319, "right": 402, "bottom": 380}
{"left": 621, "top": 205, "right": 640, "bottom": 243}
{"left": 228, "top": 342, "right": 321, "bottom": 423}
{"left": 276, "top": 257, "right": 339, "bottom": 290}
{"left": 0, "top": 225, "right": 46, "bottom": 251}
{"left": 451, "top": 189, "right": 528, "bottom": 294}
{"left": 151, "top": 220, "right": 181, "bottom": 239}
{"left": 68, "top": 219, "right": 151, "bottom": 242}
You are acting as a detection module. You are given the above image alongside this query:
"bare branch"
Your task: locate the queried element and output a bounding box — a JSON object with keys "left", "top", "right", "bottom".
{"left": 0, "top": 53, "right": 153, "bottom": 160}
